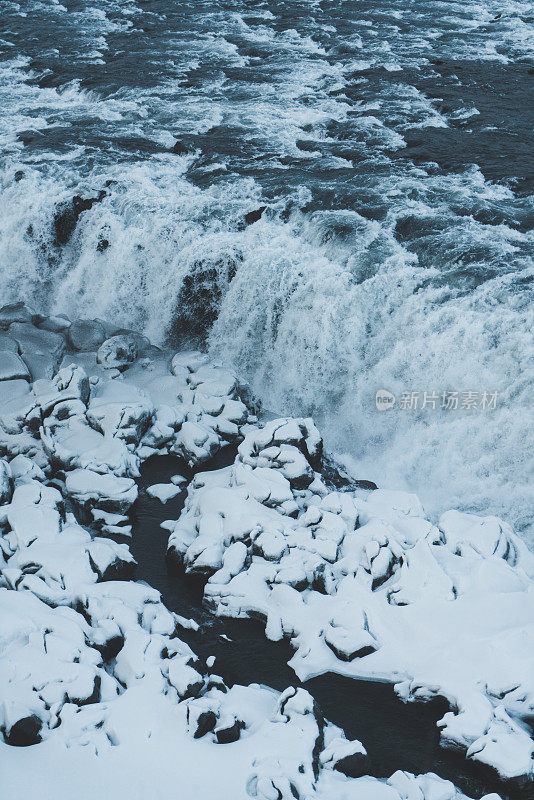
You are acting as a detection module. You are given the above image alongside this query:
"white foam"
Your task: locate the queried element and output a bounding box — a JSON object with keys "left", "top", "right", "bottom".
{"left": 0, "top": 0, "right": 532, "bottom": 548}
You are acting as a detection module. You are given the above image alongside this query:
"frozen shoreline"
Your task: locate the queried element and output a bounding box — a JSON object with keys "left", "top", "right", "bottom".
{"left": 0, "top": 302, "right": 532, "bottom": 799}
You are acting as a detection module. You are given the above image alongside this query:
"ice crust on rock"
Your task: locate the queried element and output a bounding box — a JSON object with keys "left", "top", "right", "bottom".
{"left": 0, "top": 302, "right": 37, "bottom": 329}
{"left": 0, "top": 309, "right": 526, "bottom": 798}
{"left": 166, "top": 419, "right": 534, "bottom": 782}
{"left": 146, "top": 482, "right": 183, "bottom": 503}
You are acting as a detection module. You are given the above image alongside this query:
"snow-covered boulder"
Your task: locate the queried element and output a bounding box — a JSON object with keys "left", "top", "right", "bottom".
{"left": 41, "top": 415, "right": 139, "bottom": 477}
{"left": 86, "top": 380, "right": 154, "bottom": 444}
{"left": 0, "top": 477, "right": 135, "bottom": 593}
{"left": 36, "top": 314, "right": 71, "bottom": 333}
{"left": 7, "top": 454, "right": 45, "bottom": 485}
{"left": 8, "top": 322, "right": 66, "bottom": 380}
{"left": 0, "top": 589, "right": 115, "bottom": 745}
{"left": 97, "top": 334, "right": 140, "bottom": 371}
{"left": 66, "top": 469, "right": 138, "bottom": 514}
{"left": 67, "top": 319, "right": 106, "bottom": 351}
{"left": 0, "top": 302, "right": 36, "bottom": 329}
{"left": 0, "top": 351, "right": 30, "bottom": 382}
{"left": 33, "top": 363, "right": 90, "bottom": 419}
{"left": 320, "top": 735, "right": 368, "bottom": 777}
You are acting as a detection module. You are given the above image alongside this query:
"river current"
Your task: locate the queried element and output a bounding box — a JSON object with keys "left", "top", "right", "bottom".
{"left": 0, "top": 0, "right": 533, "bottom": 539}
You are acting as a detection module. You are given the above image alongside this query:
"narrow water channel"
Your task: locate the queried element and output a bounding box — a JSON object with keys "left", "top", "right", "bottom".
{"left": 130, "top": 453, "right": 533, "bottom": 800}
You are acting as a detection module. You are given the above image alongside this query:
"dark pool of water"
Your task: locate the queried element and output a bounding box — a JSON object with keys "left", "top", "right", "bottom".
{"left": 128, "top": 452, "right": 534, "bottom": 800}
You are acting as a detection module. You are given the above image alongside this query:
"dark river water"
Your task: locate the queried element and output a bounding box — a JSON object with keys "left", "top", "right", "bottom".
{"left": 129, "top": 453, "right": 533, "bottom": 800}
{"left": 0, "top": 0, "right": 533, "bottom": 541}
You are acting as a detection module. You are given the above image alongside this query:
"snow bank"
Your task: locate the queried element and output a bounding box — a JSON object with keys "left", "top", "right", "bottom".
{"left": 0, "top": 303, "right": 526, "bottom": 798}
{"left": 166, "top": 419, "right": 534, "bottom": 781}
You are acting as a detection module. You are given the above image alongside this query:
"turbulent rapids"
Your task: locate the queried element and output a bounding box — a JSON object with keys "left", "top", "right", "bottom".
{"left": 0, "top": 0, "right": 533, "bottom": 541}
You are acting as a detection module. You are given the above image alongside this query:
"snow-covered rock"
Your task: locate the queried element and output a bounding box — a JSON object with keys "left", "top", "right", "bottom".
{"left": 96, "top": 334, "right": 140, "bottom": 371}
{"left": 66, "top": 469, "right": 138, "bottom": 514}
{"left": 67, "top": 319, "right": 107, "bottom": 351}
{"left": 41, "top": 415, "right": 140, "bottom": 476}
{"left": 0, "top": 302, "right": 36, "bottom": 329}
{"left": 32, "top": 363, "right": 90, "bottom": 420}
{"left": 146, "top": 482, "right": 183, "bottom": 503}
{"left": 1, "top": 580, "right": 494, "bottom": 800}
{"left": 0, "top": 320, "right": 252, "bottom": 485}
{"left": 0, "top": 477, "right": 135, "bottom": 593}
{"left": 165, "top": 418, "right": 534, "bottom": 783}
{"left": 8, "top": 322, "right": 66, "bottom": 380}
{"left": 0, "top": 351, "right": 30, "bottom": 382}
{"left": 36, "top": 314, "right": 71, "bottom": 333}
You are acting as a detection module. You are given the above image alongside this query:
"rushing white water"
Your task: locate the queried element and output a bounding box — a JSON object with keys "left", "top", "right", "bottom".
{"left": 0, "top": 0, "right": 532, "bottom": 541}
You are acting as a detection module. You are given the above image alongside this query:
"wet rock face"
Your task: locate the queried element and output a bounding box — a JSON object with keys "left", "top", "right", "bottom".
{"left": 194, "top": 710, "right": 217, "bottom": 738}
{"left": 321, "top": 454, "right": 377, "bottom": 492}
{"left": 99, "top": 557, "right": 136, "bottom": 582}
{"left": 53, "top": 192, "right": 106, "bottom": 246}
{"left": 346, "top": 752, "right": 372, "bottom": 780}
{"left": 215, "top": 718, "right": 245, "bottom": 744}
{"left": 168, "top": 255, "right": 241, "bottom": 349}
{"left": 0, "top": 459, "right": 12, "bottom": 503}
{"left": 243, "top": 206, "right": 266, "bottom": 226}
{"left": 171, "top": 140, "right": 190, "bottom": 155}
{"left": 93, "top": 633, "right": 125, "bottom": 663}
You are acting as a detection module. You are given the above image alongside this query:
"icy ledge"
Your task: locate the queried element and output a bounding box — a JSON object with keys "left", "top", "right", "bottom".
{"left": 0, "top": 302, "right": 528, "bottom": 798}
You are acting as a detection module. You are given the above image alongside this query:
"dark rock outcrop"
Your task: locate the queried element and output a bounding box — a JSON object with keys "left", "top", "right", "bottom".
{"left": 6, "top": 716, "right": 42, "bottom": 747}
